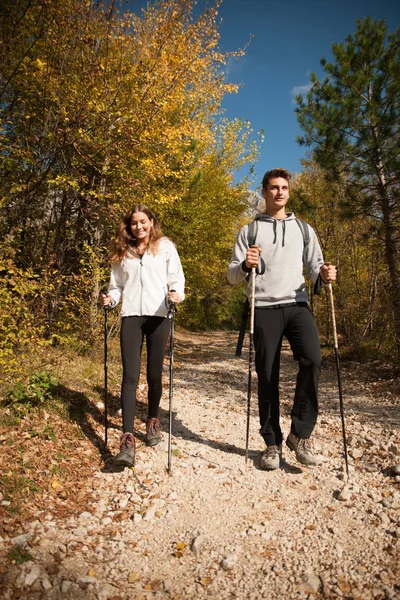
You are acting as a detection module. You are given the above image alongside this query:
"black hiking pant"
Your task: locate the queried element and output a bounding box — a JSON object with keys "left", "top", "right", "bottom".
{"left": 254, "top": 304, "right": 321, "bottom": 447}
{"left": 120, "top": 316, "right": 170, "bottom": 433}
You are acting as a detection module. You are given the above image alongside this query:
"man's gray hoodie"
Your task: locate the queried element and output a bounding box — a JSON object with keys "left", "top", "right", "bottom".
{"left": 227, "top": 212, "right": 324, "bottom": 307}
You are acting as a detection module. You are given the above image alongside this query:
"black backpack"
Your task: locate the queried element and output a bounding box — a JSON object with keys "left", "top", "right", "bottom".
{"left": 235, "top": 218, "right": 310, "bottom": 357}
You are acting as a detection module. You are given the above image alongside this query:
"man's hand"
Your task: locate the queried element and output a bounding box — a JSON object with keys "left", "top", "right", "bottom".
{"left": 320, "top": 262, "right": 337, "bottom": 283}
{"left": 246, "top": 246, "right": 262, "bottom": 269}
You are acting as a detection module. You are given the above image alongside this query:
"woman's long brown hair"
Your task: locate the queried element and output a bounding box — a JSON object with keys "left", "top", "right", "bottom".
{"left": 111, "top": 204, "right": 164, "bottom": 262}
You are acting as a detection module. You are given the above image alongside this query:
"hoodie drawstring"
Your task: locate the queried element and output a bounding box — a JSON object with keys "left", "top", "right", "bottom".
{"left": 282, "top": 220, "right": 286, "bottom": 247}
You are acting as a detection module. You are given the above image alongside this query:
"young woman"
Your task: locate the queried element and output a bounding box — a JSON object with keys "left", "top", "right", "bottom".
{"left": 101, "top": 204, "right": 185, "bottom": 467}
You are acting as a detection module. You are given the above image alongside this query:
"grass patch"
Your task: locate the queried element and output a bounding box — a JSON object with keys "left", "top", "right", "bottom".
{"left": 7, "top": 546, "right": 34, "bottom": 564}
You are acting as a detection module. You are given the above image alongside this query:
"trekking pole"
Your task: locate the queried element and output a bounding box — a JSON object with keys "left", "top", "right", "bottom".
{"left": 327, "top": 282, "right": 350, "bottom": 480}
{"left": 167, "top": 291, "right": 176, "bottom": 474}
{"left": 245, "top": 267, "right": 256, "bottom": 464}
{"left": 103, "top": 305, "right": 109, "bottom": 448}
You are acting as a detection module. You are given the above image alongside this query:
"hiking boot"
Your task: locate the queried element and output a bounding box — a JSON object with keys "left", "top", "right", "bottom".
{"left": 145, "top": 418, "right": 162, "bottom": 447}
{"left": 260, "top": 444, "right": 282, "bottom": 470}
{"left": 286, "top": 432, "right": 321, "bottom": 466}
{"left": 114, "top": 433, "right": 135, "bottom": 467}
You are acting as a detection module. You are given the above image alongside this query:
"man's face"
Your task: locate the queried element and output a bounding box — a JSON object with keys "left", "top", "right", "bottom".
{"left": 262, "top": 177, "right": 289, "bottom": 215}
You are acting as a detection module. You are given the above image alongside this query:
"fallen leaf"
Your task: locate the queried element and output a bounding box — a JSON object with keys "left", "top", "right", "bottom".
{"left": 176, "top": 542, "right": 186, "bottom": 550}
{"left": 337, "top": 577, "right": 351, "bottom": 594}
{"left": 199, "top": 577, "right": 212, "bottom": 586}
{"left": 128, "top": 571, "right": 141, "bottom": 583}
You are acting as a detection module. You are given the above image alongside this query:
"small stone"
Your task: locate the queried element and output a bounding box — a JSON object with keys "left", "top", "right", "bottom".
{"left": 11, "top": 533, "right": 34, "bottom": 547}
{"left": 41, "top": 578, "right": 52, "bottom": 591}
{"left": 191, "top": 534, "right": 205, "bottom": 556}
{"left": 25, "top": 565, "right": 41, "bottom": 586}
{"left": 221, "top": 553, "right": 238, "bottom": 570}
{"left": 378, "top": 512, "right": 391, "bottom": 526}
{"left": 60, "top": 580, "right": 73, "bottom": 593}
{"left": 337, "top": 485, "right": 352, "bottom": 502}
{"left": 143, "top": 507, "right": 156, "bottom": 521}
{"left": 351, "top": 448, "right": 363, "bottom": 459}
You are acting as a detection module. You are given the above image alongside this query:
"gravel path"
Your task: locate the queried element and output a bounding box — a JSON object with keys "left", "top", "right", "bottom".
{"left": 1, "top": 330, "right": 400, "bottom": 599}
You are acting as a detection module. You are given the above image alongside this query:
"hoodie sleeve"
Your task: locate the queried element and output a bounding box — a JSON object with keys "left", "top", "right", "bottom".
{"left": 303, "top": 224, "right": 325, "bottom": 290}
{"left": 227, "top": 225, "right": 251, "bottom": 285}
{"left": 165, "top": 240, "right": 185, "bottom": 300}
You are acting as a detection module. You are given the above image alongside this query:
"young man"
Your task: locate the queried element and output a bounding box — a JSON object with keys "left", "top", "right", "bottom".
{"left": 227, "top": 168, "right": 336, "bottom": 470}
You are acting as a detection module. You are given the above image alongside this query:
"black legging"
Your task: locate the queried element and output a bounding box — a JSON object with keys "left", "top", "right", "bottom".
{"left": 120, "top": 316, "right": 170, "bottom": 433}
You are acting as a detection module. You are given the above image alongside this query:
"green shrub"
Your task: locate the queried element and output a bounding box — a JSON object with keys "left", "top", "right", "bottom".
{"left": 2, "top": 371, "right": 58, "bottom": 413}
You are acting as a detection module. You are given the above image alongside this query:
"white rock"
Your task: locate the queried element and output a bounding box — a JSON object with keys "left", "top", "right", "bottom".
{"left": 143, "top": 507, "right": 156, "bottom": 521}
{"left": 11, "top": 533, "right": 34, "bottom": 546}
{"left": 41, "top": 578, "right": 52, "bottom": 591}
{"left": 60, "top": 580, "right": 73, "bottom": 593}
{"left": 77, "top": 576, "right": 98, "bottom": 584}
{"left": 221, "top": 553, "right": 238, "bottom": 570}
{"left": 25, "top": 565, "right": 41, "bottom": 586}
{"left": 79, "top": 511, "right": 93, "bottom": 520}
{"left": 337, "top": 485, "right": 352, "bottom": 502}
{"left": 378, "top": 512, "right": 391, "bottom": 526}
{"left": 191, "top": 534, "right": 205, "bottom": 556}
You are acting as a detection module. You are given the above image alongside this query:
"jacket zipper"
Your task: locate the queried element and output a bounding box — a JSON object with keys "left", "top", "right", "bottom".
{"left": 139, "top": 254, "right": 143, "bottom": 315}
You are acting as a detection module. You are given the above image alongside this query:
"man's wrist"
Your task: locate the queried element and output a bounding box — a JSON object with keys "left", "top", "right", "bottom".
{"left": 241, "top": 260, "right": 252, "bottom": 273}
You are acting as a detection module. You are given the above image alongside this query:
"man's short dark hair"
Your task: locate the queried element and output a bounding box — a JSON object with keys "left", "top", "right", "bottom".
{"left": 262, "top": 168, "right": 291, "bottom": 189}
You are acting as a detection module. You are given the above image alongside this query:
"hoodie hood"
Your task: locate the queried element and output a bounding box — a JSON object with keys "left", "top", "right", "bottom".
{"left": 254, "top": 212, "right": 297, "bottom": 247}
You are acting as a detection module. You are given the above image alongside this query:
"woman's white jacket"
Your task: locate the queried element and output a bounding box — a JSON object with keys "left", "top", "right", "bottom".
{"left": 108, "top": 238, "right": 185, "bottom": 318}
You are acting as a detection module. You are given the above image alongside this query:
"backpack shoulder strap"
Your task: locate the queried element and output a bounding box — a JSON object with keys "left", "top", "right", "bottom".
{"left": 246, "top": 219, "right": 265, "bottom": 276}
{"left": 247, "top": 220, "right": 258, "bottom": 247}
{"left": 295, "top": 219, "right": 310, "bottom": 247}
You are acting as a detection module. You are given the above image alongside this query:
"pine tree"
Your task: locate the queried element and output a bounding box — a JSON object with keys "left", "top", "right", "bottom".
{"left": 295, "top": 18, "right": 400, "bottom": 357}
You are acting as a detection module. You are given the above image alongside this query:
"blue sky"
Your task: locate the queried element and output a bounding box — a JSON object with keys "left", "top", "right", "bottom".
{"left": 215, "top": 0, "right": 400, "bottom": 188}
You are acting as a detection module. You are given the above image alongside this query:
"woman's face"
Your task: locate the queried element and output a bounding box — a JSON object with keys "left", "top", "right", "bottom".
{"left": 130, "top": 211, "right": 153, "bottom": 242}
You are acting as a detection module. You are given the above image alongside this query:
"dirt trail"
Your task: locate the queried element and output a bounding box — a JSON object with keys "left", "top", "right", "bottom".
{"left": 1, "top": 330, "right": 399, "bottom": 599}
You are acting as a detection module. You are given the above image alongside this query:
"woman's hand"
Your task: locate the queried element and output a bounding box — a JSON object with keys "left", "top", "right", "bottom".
{"left": 101, "top": 293, "right": 113, "bottom": 307}
{"left": 168, "top": 290, "right": 180, "bottom": 305}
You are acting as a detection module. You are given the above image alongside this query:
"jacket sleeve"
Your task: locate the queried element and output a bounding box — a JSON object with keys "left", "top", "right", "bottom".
{"left": 166, "top": 241, "right": 185, "bottom": 301}
{"left": 227, "top": 225, "right": 250, "bottom": 285}
{"left": 303, "top": 225, "right": 325, "bottom": 293}
{"left": 107, "top": 261, "right": 125, "bottom": 306}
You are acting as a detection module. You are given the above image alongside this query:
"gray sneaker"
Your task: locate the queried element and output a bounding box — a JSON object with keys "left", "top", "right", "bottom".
{"left": 114, "top": 433, "right": 135, "bottom": 467}
{"left": 145, "top": 418, "right": 162, "bottom": 447}
{"left": 260, "top": 445, "right": 282, "bottom": 470}
{"left": 286, "top": 432, "right": 321, "bottom": 466}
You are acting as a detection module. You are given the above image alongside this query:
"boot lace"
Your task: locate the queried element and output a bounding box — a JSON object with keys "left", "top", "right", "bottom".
{"left": 146, "top": 418, "right": 160, "bottom": 435}
{"left": 298, "top": 438, "right": 313, "bottom": 455}
{"left": 266, "top": 445, "right": 281, "bottom": 457}
{"left": 120, "top": 433, "right": 135, "bottom": 450}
